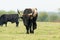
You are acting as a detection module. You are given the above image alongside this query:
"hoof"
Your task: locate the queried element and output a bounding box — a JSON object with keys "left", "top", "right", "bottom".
{"left": 30, "top": 31, "right": 34, "bottom": 34}
{"left": 26, "top": 32, "right": 29, "bottom": 34}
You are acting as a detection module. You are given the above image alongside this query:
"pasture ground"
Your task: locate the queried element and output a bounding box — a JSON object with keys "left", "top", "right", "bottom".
{"left": 0, "top": 21, "right": 60, "bottom": 40}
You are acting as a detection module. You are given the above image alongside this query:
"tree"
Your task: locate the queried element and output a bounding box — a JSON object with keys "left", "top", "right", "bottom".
{"left": 38, "top": 12, "right": 48, "bottom": 22}
{"left": 8, "top": 10, "right": 16, "bottom": 14}
{"left": 0, "top": 10, "right": 7, "bottom": 16}
{"left": 49, "top": 14, "right": 58, "bottom": 22}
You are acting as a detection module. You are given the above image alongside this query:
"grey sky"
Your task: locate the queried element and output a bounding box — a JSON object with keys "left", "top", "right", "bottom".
{"left": 0, "top": 0, "right": 60, "bottom": 12}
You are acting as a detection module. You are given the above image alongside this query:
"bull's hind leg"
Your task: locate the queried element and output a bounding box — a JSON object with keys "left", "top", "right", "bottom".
{"left": 5, "top": 22, "right": 7, "bottom": 27}
{"left": 16, "top": 22, "right": 19, "bottom": 27}
{"left": 0, "top": 24, "right": 3, "bottom": 27}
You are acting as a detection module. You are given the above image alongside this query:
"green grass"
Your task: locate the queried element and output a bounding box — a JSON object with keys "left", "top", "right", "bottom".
{"left": 0, "top": 21, "right": 60, "bottom": 40}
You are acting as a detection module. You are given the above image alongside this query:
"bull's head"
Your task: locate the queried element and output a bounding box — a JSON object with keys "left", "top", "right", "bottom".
{"left": 17, "top": 8, "right": 33, "bottom": 19}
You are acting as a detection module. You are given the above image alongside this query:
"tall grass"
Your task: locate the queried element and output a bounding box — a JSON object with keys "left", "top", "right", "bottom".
{"left": 0, "top": 21, "right": 60, "bottom": 40}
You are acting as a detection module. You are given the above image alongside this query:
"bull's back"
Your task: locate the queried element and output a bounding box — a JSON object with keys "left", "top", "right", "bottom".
{"left": 0, "top": 14, "right": 19, "bottom": 22}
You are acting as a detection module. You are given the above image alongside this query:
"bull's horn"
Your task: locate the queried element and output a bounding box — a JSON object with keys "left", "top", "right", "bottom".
{"left": 17, "top": 9, "right": 23, "bottom": 19}
{"left": 17, "top": 9, "right": 20, "bottom": 14}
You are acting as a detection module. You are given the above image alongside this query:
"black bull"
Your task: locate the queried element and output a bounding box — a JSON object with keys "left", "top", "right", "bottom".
{"left": 18, "top": 8, "right": 38, "bottom": 34}
{"left": 0, "top": 14, "right": 19, "bottom": 27}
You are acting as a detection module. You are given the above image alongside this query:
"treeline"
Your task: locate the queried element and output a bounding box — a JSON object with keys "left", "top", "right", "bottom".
{"left": 38, "top": 12, "right": 60, "bottom": 22}
{"left": 0, "top": 10, "right": 17, "bottom": 15}
{"left": 0, "top": 10, "right": 60, "bottom": 22}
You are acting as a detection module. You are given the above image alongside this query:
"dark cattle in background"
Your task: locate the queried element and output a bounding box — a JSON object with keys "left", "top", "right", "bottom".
{"left": 18, "top": 8, "right": 38, "bottom": 34}
{"left": 0, "top": 14, "right": 19, "bottom": 27}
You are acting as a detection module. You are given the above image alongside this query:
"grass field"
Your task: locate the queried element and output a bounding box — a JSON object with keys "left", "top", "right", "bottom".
{"left": 0, "top": 21, "right": 60, "bottom": 40}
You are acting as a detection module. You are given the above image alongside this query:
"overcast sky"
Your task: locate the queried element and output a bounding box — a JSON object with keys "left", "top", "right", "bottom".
{"left": 0, "top": 0, "right": 60, "bottom": 12}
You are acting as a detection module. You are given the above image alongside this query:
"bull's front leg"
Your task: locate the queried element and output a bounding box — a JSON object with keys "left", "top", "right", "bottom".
{"left": 26, "top": 26, "right": 29, "bottom": 34}
{"left": 33, "top": 22, "right": 37, "bottom": 30}
{"left": 30, "top": 26, "right": 34, "bottom": 34}
{"left": 16, "top": 22, "right": 19, "bottom": 27}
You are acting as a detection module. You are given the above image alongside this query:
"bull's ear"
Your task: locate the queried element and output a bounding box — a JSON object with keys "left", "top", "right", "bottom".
{"left": 17, "top": 9, "right": 20, "bottom": 14}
